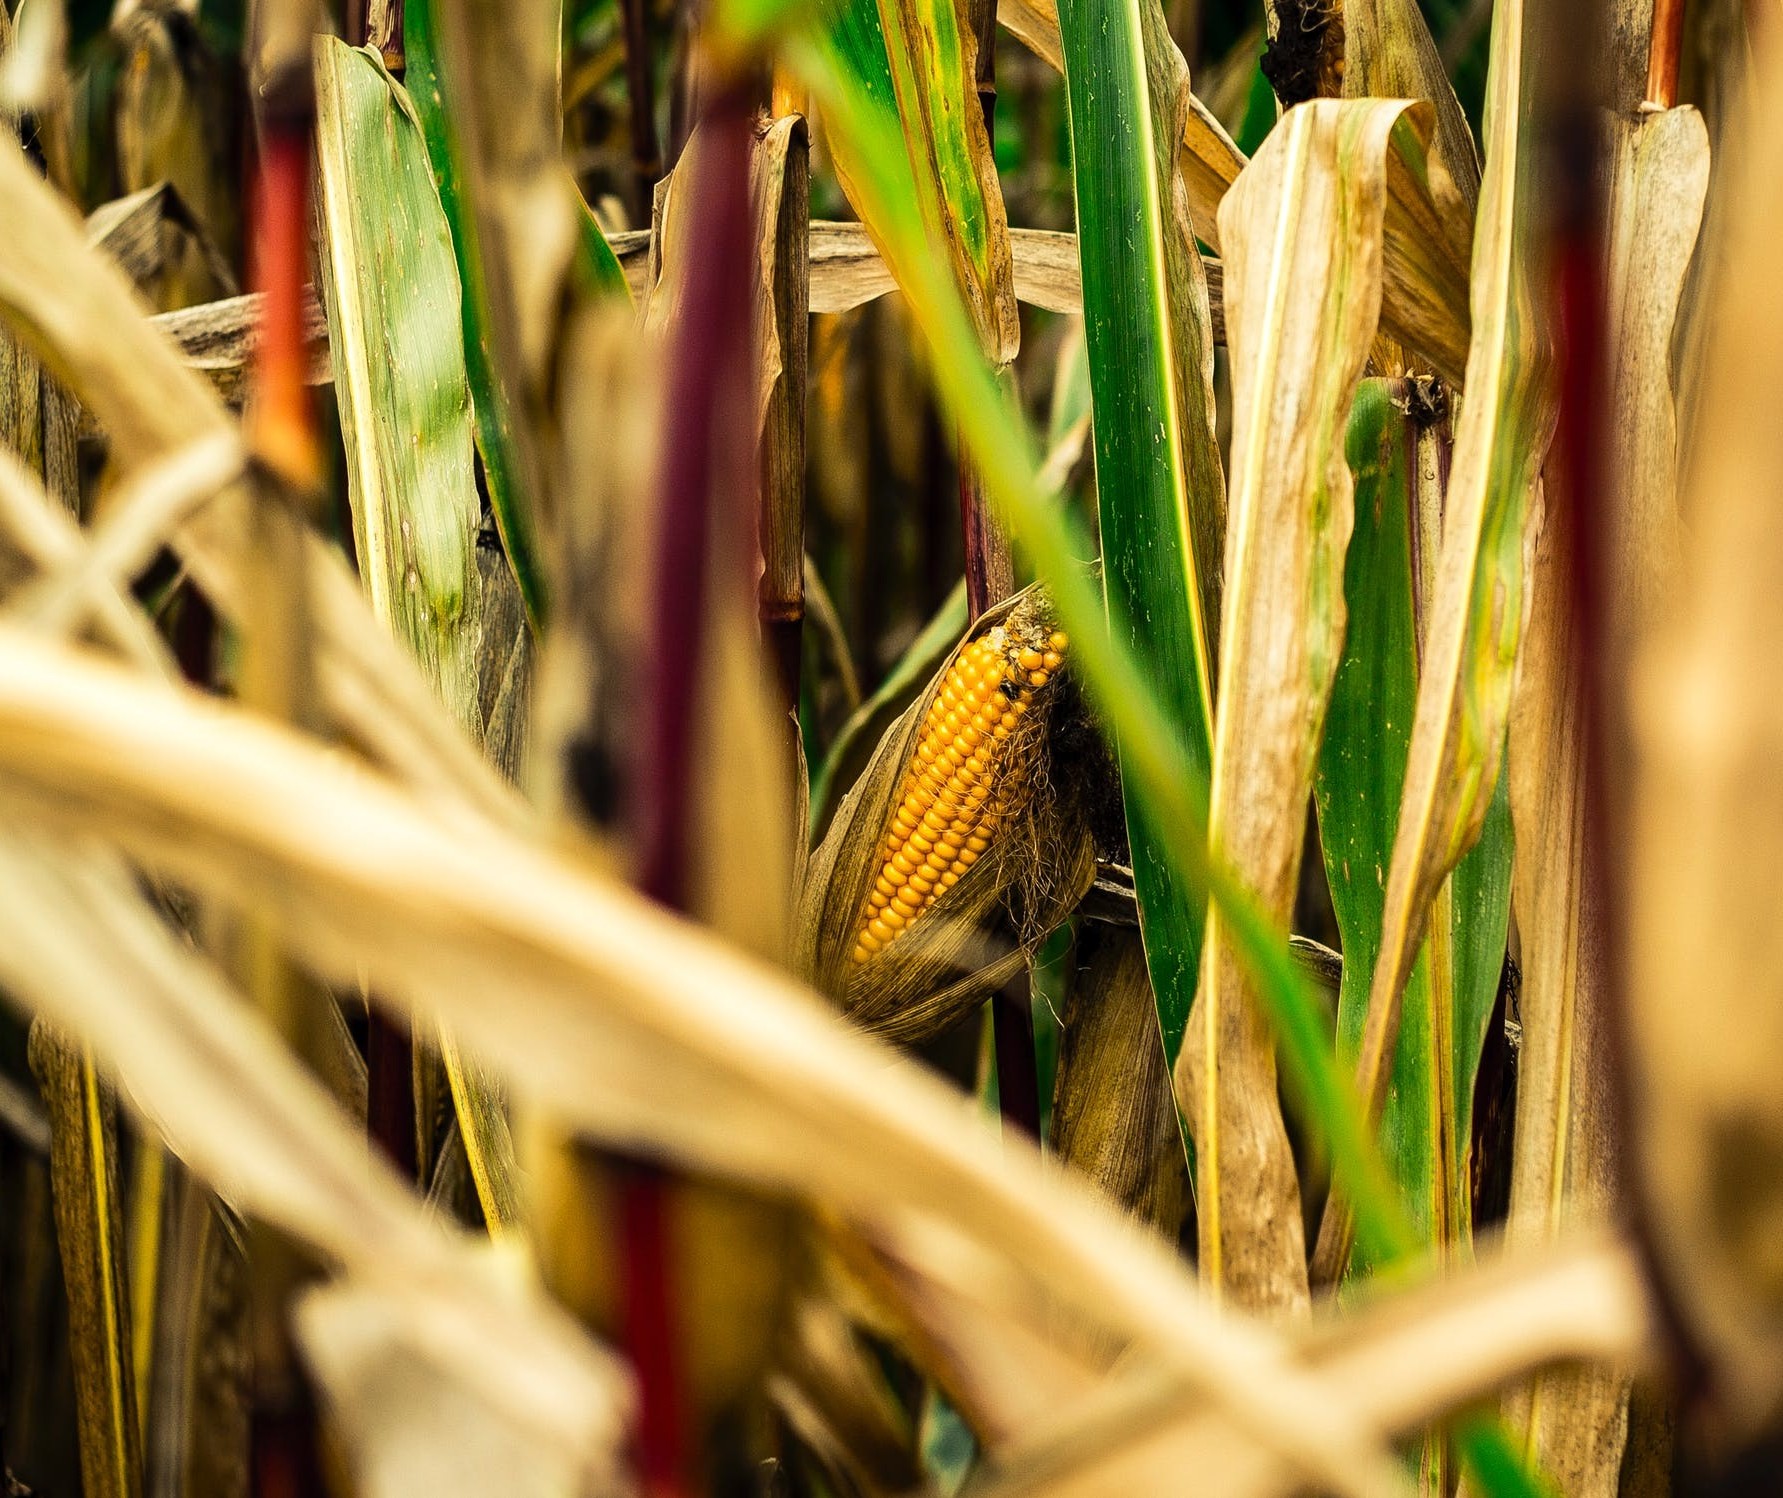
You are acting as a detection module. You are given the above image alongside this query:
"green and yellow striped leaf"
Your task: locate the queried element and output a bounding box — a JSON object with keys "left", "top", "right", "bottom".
{"left": 313, "top": 37, "right": 524, "bottom": 1237}
{"left": 821, "top": 0, "right": 1016, "bottom": 364}
{"left": 1054, "top": 0, "right": 1221, "bottom": 1098}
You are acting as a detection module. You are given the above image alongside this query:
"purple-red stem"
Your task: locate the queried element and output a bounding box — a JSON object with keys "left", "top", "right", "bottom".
{"left": 635, "top": 88, "right": 756, "bottom": 910}
{"left": 624, "top": 81, "right": 759, "bottom": 1498}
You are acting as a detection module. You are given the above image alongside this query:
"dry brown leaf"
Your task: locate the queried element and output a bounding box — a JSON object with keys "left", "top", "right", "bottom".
{"left": 974, "top": 1230, "right": 1651, "bottom": 1498}
{"left": 1625, "top": 22, "right": 1783, "bottom": 1440}
{"left": 0, "top": 625, "right": 1406, "bottom": 1498}
{"left": 0, "top": 835, "right": 627, "bottom": 1477}
{"left": 1050, "top": 927, "right": 1187, "bottom": 1240}
{"left": 1179, "top": 99, "right": 1419, "bottom": 1317}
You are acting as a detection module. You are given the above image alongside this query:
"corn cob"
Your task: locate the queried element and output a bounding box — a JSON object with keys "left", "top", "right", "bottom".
{"left": 852, "top": 618, "right": 1069, "bottom": 964}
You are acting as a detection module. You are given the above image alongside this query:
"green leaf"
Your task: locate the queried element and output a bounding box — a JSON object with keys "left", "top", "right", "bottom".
{"left": 821, "top": 0, "right": 1017, "bottom": 364}
{"left": 402, "top": 0, "right": 628, "bottom": 625}
{"left": 994, "top": 0, "right": 1245, "bottom": 252}
{"left": 313, "top": 40, "right": 483, "bottom": 729}
{"left": 1054, "top": 0, "right": 1220, "bottom": 1091}
{"left": 1448, "top": 757, "right": 1511, "bottom": 1232}
{"left": 312, "top": 38, "right": 526, "bottom": 1238}
{"left": 1318, "top": 381, "right": 1512, "bottom": 1270}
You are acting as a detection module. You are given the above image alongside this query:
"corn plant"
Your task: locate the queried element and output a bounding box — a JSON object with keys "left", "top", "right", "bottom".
{"left": 0, "top": 0, "right": 1770, "bottom": 1494}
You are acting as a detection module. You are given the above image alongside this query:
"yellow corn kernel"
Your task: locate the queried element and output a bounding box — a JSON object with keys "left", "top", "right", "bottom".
{"left": 853, "top": 614, "right": 1068, "bottom": 963}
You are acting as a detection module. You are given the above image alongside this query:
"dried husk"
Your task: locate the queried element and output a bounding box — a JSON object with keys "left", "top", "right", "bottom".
{"left": 1050, "top": 925, "right": 1188, "bottom": 1240}
{"left": 796, "top": 583, "right": 1095, "bottom": 1043}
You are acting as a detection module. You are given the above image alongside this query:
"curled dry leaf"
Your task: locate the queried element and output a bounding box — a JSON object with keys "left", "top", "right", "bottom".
{"left": 0, "top": 836, "right": 628, "bottom": 1482}
{"left": 797, "top": 584, "right": 1095, "bottom": 1041}
{"left": 1180, "top": 98, "right": 1418, "bottom": 1317}
{"left": 0, "top": 625, "right": 1405, "bottom": 1498}
{"left": 1050, "top": 926, "right": 1188, "bottom": 1240}
{"left": 1343, "top": 0, "right": 1481, "bottom": 215}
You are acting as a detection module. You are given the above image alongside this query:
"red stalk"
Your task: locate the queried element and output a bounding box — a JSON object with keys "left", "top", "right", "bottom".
{"left": 247, "top": 124, "right": 319, "bottom": 490}
{"left": 622, "top": 81, "right": 759, "bottom": 1498}
{"left": 1644, "top": 0, "right": 1687, "bottom": 109}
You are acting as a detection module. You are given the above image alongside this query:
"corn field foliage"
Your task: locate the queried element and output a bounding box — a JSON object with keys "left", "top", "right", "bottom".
{"left": 0, "top": 0, "right": 1775, "bottom": 1492}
